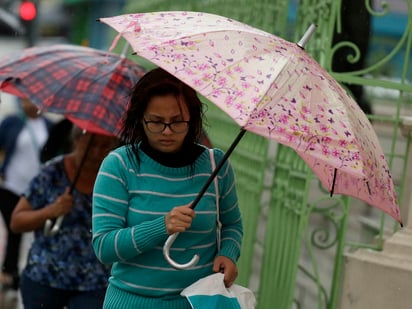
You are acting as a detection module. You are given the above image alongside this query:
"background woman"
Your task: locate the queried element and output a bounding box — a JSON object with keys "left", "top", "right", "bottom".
{"left": 10, "top": 126, "right": 119, "bottom": 309}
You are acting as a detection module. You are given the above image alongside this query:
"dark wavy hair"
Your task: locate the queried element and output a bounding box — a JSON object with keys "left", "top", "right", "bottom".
{"left": 121, "top": 67, "right": 205, "bottom": 162}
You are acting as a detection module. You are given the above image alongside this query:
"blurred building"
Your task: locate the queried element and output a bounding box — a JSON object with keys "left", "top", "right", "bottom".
{"left": 62, "top": 0, "right": 126, "bottom": 49}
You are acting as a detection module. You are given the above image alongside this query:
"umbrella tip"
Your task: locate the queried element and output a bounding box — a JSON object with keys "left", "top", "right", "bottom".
{"left": 297, "top": 23, "right": 317, "bottom": 49}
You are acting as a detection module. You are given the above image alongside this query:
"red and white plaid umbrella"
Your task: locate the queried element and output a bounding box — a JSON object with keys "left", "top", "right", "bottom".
{"left": 0, "top": 44, "right": 146, "bottom": 136}
{"left": 0, "top": 44, "right": 146, "bottom": 236}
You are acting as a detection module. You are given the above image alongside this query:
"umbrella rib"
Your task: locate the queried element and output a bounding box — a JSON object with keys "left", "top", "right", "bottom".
{"left": 330, "top": 168, "right": 337, "bottom": 197}
{"left": 69, "top": 134, "right": 94, "bottom": 193}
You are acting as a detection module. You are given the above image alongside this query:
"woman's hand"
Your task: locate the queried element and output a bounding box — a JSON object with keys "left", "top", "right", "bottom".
{"left": 49, "top": 187, "right": 73, "bottom": 218}
{"left": 11, "top": 187, "right": 74, "bottom": 233}
{"left": 165, "top": 204, "right": 195, "bottom": 235}
{"left": 213, "top": 256, "right": 238, "bottom": 287}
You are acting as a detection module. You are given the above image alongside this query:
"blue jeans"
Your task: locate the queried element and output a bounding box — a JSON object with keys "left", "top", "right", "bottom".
{"left": 20, "top": 273, "right": 106, "bottom": 309}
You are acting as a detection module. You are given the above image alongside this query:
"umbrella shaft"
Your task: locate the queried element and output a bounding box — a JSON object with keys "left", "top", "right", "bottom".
{"left": 190, "top": 128, "right": 247, "bottom": 209}
{"left": 70, "top": 135, "right": 94, "bottom": 193}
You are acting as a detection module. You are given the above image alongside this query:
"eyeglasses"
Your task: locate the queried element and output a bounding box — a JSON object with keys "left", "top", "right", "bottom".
{"left": 143, "top": 119, "right": 190, "bottom": 133}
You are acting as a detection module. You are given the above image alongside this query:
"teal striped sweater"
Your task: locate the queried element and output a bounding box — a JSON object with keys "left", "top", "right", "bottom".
{"left": 92, "top": 145, "right": 243, "bottom": 308}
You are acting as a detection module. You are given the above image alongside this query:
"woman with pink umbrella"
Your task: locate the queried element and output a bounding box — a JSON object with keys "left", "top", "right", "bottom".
{"left": 92, "top": 68, "right": 243, "bottom": 308}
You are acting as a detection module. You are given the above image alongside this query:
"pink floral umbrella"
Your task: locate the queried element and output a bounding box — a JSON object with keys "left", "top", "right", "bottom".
{"left": 100, "top": 11, "right": 402, "bottom": 267}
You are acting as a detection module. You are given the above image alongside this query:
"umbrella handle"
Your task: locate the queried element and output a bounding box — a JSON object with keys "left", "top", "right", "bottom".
{"left": 43, "top": 216, "right": 64, "bottom": 236}
{"left": 162, "top": 129, "right": 247, "bottom": 269}
{"left": 163, "top": 232, "right": 200, "bottom": 269}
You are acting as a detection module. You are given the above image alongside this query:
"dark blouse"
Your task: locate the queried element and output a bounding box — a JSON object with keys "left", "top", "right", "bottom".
{"left": 23, "top": 156, "right": 110, "bottom": 291}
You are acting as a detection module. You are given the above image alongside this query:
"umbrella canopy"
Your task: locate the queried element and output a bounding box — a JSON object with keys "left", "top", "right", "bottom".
{"left": 0, "top": 44, "right": 146, "bottom": 136}
{"left": 100, "top": 11, "right": 400, "bottom": 224}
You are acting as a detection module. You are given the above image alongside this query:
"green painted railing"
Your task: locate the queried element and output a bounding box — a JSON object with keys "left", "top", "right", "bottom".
{"left": 122, "top": 1, "right": 412, "bottom": 308}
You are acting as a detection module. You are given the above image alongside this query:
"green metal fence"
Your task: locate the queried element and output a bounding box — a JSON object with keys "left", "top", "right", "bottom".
{"left": 123, "top": 1, "right": 412, "bottom": 308}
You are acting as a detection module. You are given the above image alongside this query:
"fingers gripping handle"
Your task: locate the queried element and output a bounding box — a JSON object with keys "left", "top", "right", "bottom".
{"left": 163, "top": 232, "right": 200, "bottom": 269}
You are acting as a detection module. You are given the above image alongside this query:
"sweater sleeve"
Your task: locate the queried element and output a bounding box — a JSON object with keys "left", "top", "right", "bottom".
{"left": 92, "top": 150, "right": 168, "bottom": 264}
{"left": 214, "top": 149, "right": 243, "bottom": 263}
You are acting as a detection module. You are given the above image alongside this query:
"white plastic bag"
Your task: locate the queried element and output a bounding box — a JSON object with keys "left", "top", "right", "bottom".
{"left": 181, "top": 273, "right": 256, "bottom": 309}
